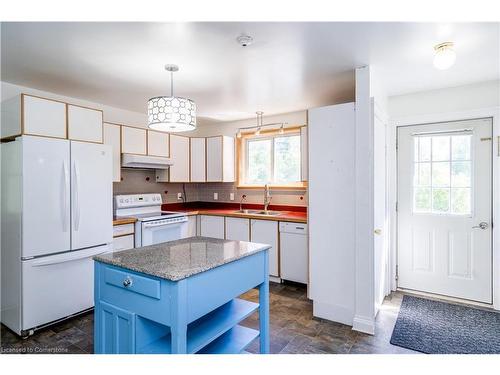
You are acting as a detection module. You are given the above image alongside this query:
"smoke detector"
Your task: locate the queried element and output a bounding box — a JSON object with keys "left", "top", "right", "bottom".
{"left": 236, "top": 34, "right": 254, "bottom": 47}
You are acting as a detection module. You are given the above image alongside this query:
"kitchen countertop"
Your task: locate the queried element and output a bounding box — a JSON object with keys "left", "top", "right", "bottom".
{"left": 94, "top": 236, "right": 270, "bottom": 281}
{"left": 166, "top": 207, "right": 307, "bottom": 223}
{"left": 112, "top": 216, "right": 137, "bottom": 226}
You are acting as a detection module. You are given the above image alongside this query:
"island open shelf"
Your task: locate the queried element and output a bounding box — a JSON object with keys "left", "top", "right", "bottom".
{"left": 93, "top": 237, "right": 270, "bottom": 354}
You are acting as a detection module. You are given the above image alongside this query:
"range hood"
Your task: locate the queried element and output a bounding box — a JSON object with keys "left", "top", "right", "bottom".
{"left": 121, "top": 154, "right": 173, "bottom": 170}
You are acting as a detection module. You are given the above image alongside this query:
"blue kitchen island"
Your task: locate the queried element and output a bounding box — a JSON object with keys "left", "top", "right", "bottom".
{"left": 93, "top": 236, "right": 270, "bottom": 354}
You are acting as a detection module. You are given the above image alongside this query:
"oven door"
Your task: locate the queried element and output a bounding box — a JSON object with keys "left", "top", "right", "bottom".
{"left": 140, "top": 219, "right": 188, "bottom": 246}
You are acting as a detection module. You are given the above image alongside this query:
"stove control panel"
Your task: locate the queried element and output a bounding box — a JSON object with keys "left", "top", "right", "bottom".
{"left": 115, "top": 194, "right": 163, "bottom": 209}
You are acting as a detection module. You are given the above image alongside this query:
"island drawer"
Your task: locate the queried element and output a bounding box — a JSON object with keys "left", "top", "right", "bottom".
{"left": 104, "top": 266, "right": 161, "bottom": 299}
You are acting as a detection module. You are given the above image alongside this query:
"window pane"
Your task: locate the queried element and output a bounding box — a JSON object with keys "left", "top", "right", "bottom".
{"left": 432, "top": 136, "right": 450, "bottom": 161}
{"left": 419, "top": 137, "right": 431, "bottom": 161}
{"left": 247, "top": 139, "right": 271, "bottom": 184}
{"left": 432, "top": 162, "right": 450, "bottom": 187}
{"left": 432, "top": 188, "right": 450, "bottom": 213}
{"left": 451, "top": 135, "right": 471, "bottom": 160}
{"left": 414, "top": 162, "right": 431, "bottom": 186}
{"left": 414, "top": 188, "right": 431, "bottom": 212}
{"left": 451, "top": 188, "right": 471, "bottom": 215}
{"left": 274, "top": 136, "right": 300, "bottom": 183}
{"left": 451, "top": 161, "right": 471, "bottom": 187}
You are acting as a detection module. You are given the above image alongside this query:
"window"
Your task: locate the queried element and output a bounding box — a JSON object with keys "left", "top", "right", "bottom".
{"left": 242, "top": 132, "right": 302, "bottom": 186}
{"left": 413, "top": 133, "right": 472, "bottom": 215}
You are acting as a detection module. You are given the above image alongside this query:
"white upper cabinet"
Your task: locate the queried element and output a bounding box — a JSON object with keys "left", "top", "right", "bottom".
{"left": 147, "top": 130, "right": 169, "bottom": 157}
{"left": 190, "top": 137, "right": 206, "bottom": 182}
{"left": 103, "top": 123, "right": 121, "bottom": 182}
{"left": 22, "top": 95, "right": 67, "bottom": 139}
{"left": 67, "top": 105, "right": 103, "bottom": 143}
{"left": 206, "top": 136, "right": 235, "bottom": 182}
{"left": 169, "top": 135, "right": 190, "bottom": 182}
{"left": 121, "top": 126, "right": 147, "bottom": 155}
{"left": 301, "top": 126, "right": 308, "bottom": 181}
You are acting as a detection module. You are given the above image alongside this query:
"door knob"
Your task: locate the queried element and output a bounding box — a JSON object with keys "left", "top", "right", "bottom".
{"left": 374, "top": 229, "right": 382, "bottom": 235}
{"left": 472, "top": 222, "right": 489, "bottom": 230}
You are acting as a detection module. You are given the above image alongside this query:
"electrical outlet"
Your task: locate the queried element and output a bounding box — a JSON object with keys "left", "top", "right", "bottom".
{"left": 177, "top": 192, "right": 182, "bottom": 200}
{"left": 229, "top": 193, "right": 235, "bottom": 201}
{"left": 213, "top": 193, "right": 218, "bottom": 200}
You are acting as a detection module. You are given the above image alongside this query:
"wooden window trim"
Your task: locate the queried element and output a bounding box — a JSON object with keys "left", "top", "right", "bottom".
{"left": 236, "top": 125, "right": 307, "bottom": 190}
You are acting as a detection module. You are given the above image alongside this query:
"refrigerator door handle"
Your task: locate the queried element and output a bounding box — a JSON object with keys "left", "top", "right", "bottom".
{"left": 73, "top": 160, "right": 80, "bottom": 231}
{"left": 30, "top": 248, "right": 109, "bottom": 267}
{"left": 62, "top": 160, "right": 70, "bottom": 232}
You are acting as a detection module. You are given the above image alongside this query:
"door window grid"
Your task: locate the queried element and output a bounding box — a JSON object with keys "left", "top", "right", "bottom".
{"left": 413, "top": 133, "right": 472, "bottom": 215}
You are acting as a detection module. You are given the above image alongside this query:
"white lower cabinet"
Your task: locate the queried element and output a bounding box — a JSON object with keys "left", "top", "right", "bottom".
{"left": 199, "top": 215, "right": 225, "bottom": 239}
{"left": 185, "top": 215, "right": 198, "bottom": 238}
{"left": 250, "top": 219, "right": 279, "bottom": 277}
{"left": 112, "top": 235, "right": 134, "bottom": 252}
{"left": 225, "top": 217, "right": 250, "bottom": 241}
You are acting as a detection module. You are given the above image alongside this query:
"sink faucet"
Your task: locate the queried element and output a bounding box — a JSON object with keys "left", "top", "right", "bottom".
{"left": 240, "top": 194, "right": 247, "bottom": 211}
{"left": 263, "top": 184, "right": 271, "bottom": 212}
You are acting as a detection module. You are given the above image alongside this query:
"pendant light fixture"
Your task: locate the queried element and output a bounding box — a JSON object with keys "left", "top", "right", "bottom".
{"left": 147, "top": 64, "right": 196, "bottom": 132}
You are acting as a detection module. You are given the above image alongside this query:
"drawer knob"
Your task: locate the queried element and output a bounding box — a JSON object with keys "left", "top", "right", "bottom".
{"left": 123, "top": 276, "right": 133, "bottom": 287}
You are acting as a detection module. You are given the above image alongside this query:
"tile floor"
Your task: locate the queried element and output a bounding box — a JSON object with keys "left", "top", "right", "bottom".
{"left": 0, "top": 282, "right": 415, "bottom": 354}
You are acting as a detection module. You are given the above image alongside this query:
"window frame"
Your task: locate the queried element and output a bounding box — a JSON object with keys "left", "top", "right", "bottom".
{"left": 236, "top": 126, "right": 307, "bottom": 190}
{"left": 411, "top": 131, "right": 474, "bottom": 217}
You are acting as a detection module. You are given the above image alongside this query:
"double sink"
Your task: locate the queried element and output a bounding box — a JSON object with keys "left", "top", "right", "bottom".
{"left": 232, "top": 209, "right": 282, "bottom": 217}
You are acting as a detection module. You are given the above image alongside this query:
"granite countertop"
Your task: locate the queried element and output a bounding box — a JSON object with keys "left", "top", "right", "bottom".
{"left": 94, "top": 236, "right": 270, "bottom": 281}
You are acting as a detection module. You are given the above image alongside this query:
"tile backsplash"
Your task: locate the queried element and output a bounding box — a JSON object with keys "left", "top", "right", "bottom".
{"left": 114, "top": 169, "right": 307, "bottom": 207}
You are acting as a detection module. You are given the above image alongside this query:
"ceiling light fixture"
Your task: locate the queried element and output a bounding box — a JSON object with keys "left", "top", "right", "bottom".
{"left": 147, "top": 64, "right": 196, "bottom": 132}
{"left": 433, "top": 42, "right": 456, "bottom": 70}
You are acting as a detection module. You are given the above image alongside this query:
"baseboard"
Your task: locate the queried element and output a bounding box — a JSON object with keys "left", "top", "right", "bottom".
{"left": 352, "top": 314, "right": 375, "bottom": 335}
{"left": 313, "top": 300, "right": 353, "bottom": 326}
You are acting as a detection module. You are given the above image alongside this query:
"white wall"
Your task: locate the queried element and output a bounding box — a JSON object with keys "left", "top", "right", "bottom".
{"left": 1, "top": 81, "right": 147, "bottom": 127}
{"left": 388, "top": 80, "right": 500, "bottom": 121}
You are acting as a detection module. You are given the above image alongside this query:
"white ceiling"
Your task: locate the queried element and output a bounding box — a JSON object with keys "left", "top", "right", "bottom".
{"left": 1, "top": 22, "right": 498, "bottom": 124}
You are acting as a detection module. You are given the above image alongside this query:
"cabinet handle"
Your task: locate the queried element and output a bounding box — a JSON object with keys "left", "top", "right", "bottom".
{"left": 123, "top": 277, "right": 133, "bottom": 287}
{"left": 295, "top": 227, "right": 305, "bottom": 230}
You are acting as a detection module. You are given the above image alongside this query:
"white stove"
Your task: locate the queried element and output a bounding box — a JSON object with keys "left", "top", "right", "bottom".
{"left": 114, "top": 194, "right": 188, "bottom": 247}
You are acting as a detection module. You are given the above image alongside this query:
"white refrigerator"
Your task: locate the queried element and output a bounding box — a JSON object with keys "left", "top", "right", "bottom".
{"left": 1, "top": 135, "right": 112, "bottom": 336}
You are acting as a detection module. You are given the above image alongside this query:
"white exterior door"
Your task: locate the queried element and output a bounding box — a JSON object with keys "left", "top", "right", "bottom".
{"left": 70, "top": 141, "right": 113, "bottom": 250}
{"left": 397, "top": 118, "right": 493, "bottom": 303}
{"left": 22, "top": 136, "right": 71, "bottom": 258}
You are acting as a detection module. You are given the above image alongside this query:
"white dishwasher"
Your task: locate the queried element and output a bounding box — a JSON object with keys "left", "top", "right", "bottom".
{"left": 279, "top": 222, "right": 308, "bottom": 284}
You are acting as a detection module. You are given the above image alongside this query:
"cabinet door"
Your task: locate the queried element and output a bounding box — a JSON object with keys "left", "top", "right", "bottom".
{"left": 67, "top": 105, "right": 103, "bottom": 143}
{"left": 103, "top": 123, "right": 121, "bottom": 182}
{"left": 225, "top": 217, "right": 250, "bottom": 241}
{"left": 251, "top": 219, "right": 279, "bottom": 277}
{"left": 95, "top": 301, "right": 135, "bottom": 354}
{"left": 147, "top": 130, "right": 169, "bottom": 157}
{"left": 206, "top": 136, "right": 222, "bottom": 182}
{"left": 23, "top": 95, "right": 66, "bottom": 138}
{"left": 222, "top": 136, "right": 235, "bottom": 182}
{"left": 199, "top": 215, "right": 225, "bottom": 239}
{"left": 169, "top": 135, "right": 190, "bottom": 182}
{"left": 190, "top": 137, "right": 206, "bottom": 182}
{"left": 121, "top": 126, "right": 147, "bottom": 155}
{"left": 185, "top": 216, "right": 198, "bottom": 238}
{"left": 301, "top": 126, "right": 308, "bottom": 181}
